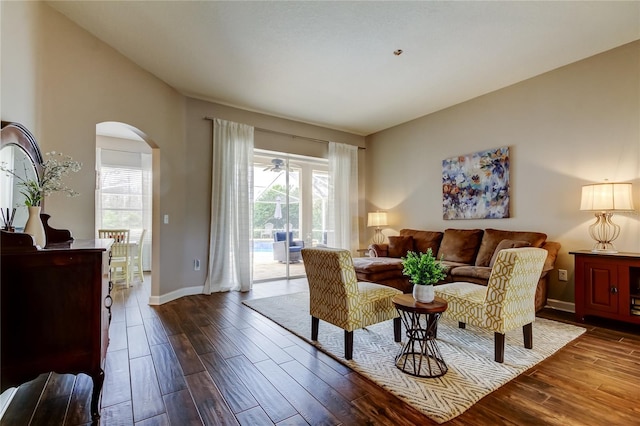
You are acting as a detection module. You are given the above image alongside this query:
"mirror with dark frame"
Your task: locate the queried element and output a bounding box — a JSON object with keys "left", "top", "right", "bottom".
{"left": 0, "top": 121, "right": 44, "bottom": 231}
{"left": 0, "top": 121, "right": 72, "bottom": 248}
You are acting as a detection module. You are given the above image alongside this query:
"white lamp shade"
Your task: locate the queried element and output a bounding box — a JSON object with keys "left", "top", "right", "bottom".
{"left": 580, "top": 183, "right": 635, "bottom": 212}
{"left": 367, "top": 211, "right": 388, "bottom": 227}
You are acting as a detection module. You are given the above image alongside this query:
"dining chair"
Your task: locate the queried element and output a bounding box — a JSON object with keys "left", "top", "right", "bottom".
{"left": 433, "top": 247, "right": 547, "bottom": 362}
{"left": 301, "top": 247, "right": 402, "bottom": 360}
{"left": 131, "top": 229, "right": 146, "bottom": 282}
{"left": 98, "top": 229, "right": 131, "bottom": 288}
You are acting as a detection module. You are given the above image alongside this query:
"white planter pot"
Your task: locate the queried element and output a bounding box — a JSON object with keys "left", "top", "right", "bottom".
{"left": 412, "top": 284, "right": 435, "bottom": 303}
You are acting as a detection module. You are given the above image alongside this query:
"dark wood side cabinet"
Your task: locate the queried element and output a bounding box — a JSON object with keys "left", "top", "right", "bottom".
{"left": 0, "top": 231, "right": 113, "bottom": 420}
{"left": 571, "top": 250, "right": 640, "bottom": 325}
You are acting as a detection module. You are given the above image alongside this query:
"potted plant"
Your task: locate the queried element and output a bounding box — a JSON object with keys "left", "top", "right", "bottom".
{"left": 0, "top": 151, "right": 81, "bottom": 247}
{"left": 401, "top": 249, "right": 448, "bottom": 303}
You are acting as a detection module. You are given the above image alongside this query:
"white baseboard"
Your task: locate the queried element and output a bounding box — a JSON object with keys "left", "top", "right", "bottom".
{"left": 148, "top": 285, "right": 204, "bottom": 305}
{"left": 545, "top": 298, "right": 575, "bottom": 313}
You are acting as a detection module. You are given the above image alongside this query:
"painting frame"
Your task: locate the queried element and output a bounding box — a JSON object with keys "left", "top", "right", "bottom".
{"left": 442, "top": 146, "right": 510, "bottom": 220}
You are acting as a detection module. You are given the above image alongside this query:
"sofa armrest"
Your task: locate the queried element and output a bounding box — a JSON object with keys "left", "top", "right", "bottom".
{"left": 292, "top": 240, "right": 305, "bottom": 248}
{"left": 541, "top": 241, "right": 561, "bottom": 273}
{"left": 368, "top": 244, "right": 388, "bottom": 257}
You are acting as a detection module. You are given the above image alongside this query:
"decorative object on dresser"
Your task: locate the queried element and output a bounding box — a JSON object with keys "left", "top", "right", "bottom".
{"left": 571, "top": 250, "right": 640, "bottom": 325}
{"left": 1, "top": 207, "right": 16, "bottom": 231}
{"left": 579, "top": 181, "right": 635, "bottom": 253}
{"left": 23, "top": 205, "right": 46, "bottom": 247}
{"left": 0, "top": 121, "right": 110, "bottom": 421}
{"left": 367, "top": 210, "right": 388, "bottom": 244}
{"left": 401, "top": 249, "right": 447, "bottom": 303}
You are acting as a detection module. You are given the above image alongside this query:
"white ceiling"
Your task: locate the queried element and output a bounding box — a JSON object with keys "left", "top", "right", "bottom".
{"left": 47, "top": 1, "right": 640, "bottom": 136}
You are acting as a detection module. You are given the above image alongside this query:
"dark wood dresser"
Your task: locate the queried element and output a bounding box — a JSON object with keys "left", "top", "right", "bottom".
{"left": 0, "top": 229, "right": 113, "bottom": 420}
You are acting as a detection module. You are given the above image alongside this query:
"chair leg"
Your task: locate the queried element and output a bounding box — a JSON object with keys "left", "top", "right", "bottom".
{"left": 138, "top": 258, "right": 144, "bottom": 281}
{"left": 523, "top": 323, "right": 533, "bottom": 349}
{"left": 393, "top": 317, "right": 401, "bottom": 342}
{"left": 458, "top": 321, "right": 466, "bottom": 329}
{"left": 344, "top": 330, "right": 353, "bottom": 360}
{"left": 494, "top": 332, "right": 505, "bottom": 363}
{"left": 311, "top": 316, "right": 319, "bottom": 340}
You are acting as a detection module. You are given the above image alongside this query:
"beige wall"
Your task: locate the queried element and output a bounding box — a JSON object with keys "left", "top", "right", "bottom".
{"left": 365, "top": 41, "right": 640, "bottom": 305}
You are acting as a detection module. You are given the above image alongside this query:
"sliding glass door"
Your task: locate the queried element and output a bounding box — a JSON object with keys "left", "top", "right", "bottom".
{"left": 253, "top": 150, "right": 328, "bottom": 281}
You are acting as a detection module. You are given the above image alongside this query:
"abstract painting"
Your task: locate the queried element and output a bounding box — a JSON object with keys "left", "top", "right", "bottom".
{"left": 442, "top": 146, "right": 510, "bottom": 220}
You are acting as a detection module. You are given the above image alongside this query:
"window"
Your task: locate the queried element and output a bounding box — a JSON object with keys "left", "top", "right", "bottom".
{"left": 96, "top": 148, "right": 152, "bottom": 270}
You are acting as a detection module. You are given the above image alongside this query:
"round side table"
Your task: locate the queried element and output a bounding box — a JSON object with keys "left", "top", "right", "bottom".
{"left": 392, "top": 293, "right": 448, "bottom": 378}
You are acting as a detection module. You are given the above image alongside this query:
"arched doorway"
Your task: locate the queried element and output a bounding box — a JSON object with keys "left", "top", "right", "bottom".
{"left": 95, "top": 122, "right": 158, "bottom": 299}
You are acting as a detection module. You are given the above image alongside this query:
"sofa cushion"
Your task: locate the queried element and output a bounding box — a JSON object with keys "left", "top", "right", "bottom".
{"left": 449, "top": 265, "right": 492, "bottom": 281}
{"left": 388, "top": 236, "right": 414, "bottom": 258}
{"left": 489, "top": 239, "right": 531, "bottom": 268}
{"left": 475, "top": 228, "right": 547, "bottom": 267}
{"left": 436, "top": 229, "right": 484, "bottom": 264}
{"left": 399, "top": 229, "right": 443, "bottom": 255}
{"left": 352, "top": 257, "right": 404, "bottom": 282}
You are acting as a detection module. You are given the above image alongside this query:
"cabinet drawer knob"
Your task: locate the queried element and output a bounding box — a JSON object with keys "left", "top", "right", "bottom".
{"left": 610, "top": 286, "right": 618, "bottom": 294}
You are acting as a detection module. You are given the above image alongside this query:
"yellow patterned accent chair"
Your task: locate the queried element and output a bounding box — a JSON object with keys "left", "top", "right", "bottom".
{"left": 433, "top": 247, "right": 547, "bottom": 363}
{"left": 301, "top": 247, "right": 402, "bottom": 360}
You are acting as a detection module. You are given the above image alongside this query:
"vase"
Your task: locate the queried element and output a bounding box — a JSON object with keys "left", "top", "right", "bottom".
{"left": 413, "top": 284, "right": 435, "bottom": 303}
{"left": 24, "top": 206, "right": 46, "bottom": 248}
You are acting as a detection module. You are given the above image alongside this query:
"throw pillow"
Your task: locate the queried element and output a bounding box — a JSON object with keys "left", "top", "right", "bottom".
{"left": 475, "top": 228, "right": 547, "bottom": 266}
{"left": 436, "top": 229, "right": 484, "bottom": 264}
{"left": 388, "top": 236, "right": 414, "bottom": 258}
{"left": 489, "top": 239, "right": 532, "bottom": 268}
{"left": 399, "top": 229, "right": 444, "bottom": 255}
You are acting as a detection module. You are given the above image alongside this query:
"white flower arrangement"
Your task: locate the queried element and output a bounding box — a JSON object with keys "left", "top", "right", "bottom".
{"left": 0, "top": 151, "right": 82, "bottom": 207}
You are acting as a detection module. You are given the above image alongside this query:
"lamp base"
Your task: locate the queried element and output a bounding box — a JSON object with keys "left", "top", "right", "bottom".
{"left": 372, "top": 228, "right": 385, "bottom": 245}
{"left": 588, "top": 213, "right": 620, "bottom": 254}
{"left": 590, "top": 243, "right": 618, "bottom": 254}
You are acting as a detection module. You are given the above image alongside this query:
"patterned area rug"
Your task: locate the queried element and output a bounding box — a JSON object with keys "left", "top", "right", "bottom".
{"left": 243, "top": 292, "right": 586, "bottom": 424}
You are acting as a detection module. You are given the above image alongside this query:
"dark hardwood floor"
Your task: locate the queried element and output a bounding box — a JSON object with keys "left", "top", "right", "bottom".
{"left": 2, "top": 276, "right": 639, "bottom": 425}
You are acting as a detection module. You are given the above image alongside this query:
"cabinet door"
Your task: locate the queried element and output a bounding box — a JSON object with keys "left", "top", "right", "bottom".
{"left": 583, "top": 261, "right": 619, "bottom": 314}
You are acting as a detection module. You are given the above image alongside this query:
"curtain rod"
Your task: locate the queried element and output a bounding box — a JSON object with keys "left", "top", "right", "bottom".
{"left": 203, "top": 116, "right": 364, "bottom": 149}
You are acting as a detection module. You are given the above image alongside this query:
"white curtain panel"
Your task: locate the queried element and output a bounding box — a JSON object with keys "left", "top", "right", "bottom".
{"left": 204, "top": 118, "right": 254, "bottom": 294}
{"left": 328, "top": 142, "right": 359, "bottom": 253}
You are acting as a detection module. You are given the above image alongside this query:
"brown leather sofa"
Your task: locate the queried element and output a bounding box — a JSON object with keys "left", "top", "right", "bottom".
{"left": 351, "top": 228, "right": 561, "bottom": 311}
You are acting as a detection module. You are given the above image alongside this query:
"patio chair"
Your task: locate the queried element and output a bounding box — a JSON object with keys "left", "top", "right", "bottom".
{"left": 261, "top": 222, "right": 274, "bottom": 238}
{"left": 273, "top": 231, "right": 304, "bottom": 263}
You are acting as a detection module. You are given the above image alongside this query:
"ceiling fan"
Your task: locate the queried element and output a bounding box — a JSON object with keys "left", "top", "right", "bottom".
{"left": 263, "top": 158, "right": 285, "bottom": 172}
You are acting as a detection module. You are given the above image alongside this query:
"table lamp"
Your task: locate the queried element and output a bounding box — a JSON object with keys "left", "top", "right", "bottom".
{"left": 367, "top": 211, "right": 388, "bottom": 245}
{"left": 580, "top": 182, "right": 635, "bottom": 253}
